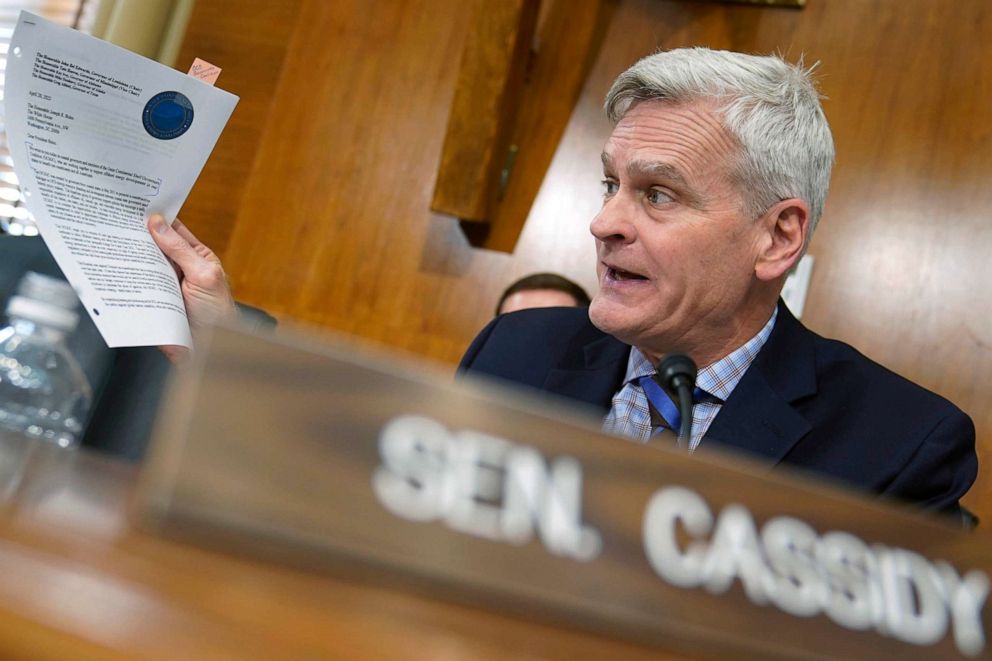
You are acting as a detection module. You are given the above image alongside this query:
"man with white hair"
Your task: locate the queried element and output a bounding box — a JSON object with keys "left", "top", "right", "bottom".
{"left": 149, "top": 49, "right": 976, "bottom": 517}
{"left": 457, "top": 48, "right": 977, "bottom": 517}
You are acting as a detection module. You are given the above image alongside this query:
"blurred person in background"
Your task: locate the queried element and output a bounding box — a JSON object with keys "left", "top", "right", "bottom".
{"left": 496, "top": 273, "right": 591, "bottom": 316}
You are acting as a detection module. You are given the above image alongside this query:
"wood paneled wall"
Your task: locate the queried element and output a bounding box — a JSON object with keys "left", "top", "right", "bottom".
{"left": 172, "top": 0, "right": 303, "bottom": 252}
{"left": 177, "top": 0, "right": 991, "bottom": 520}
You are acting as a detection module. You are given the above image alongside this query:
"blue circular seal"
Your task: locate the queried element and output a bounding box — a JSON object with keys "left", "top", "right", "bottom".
{"left": 142, "top": 91, "right": 194, "bottom": 140}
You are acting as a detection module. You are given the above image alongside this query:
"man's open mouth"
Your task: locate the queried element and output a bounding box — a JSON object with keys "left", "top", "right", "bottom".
{"left": 606, "top": 265, "right": 648, "bottom": 281}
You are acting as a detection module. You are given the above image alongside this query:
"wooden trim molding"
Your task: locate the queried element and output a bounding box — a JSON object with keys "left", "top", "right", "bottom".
{"left": 432, "top": 0, "right": 612, "bottom": 253}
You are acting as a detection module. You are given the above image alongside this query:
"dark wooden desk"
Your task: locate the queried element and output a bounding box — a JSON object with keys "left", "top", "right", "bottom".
{"left": 0, "top": 431, "right": 679, "bottom": 660}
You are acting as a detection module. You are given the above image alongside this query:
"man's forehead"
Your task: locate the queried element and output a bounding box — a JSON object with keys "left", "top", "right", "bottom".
{"left": 607, "top": 98, "right": 733, "bottom": 146}
{"left": 602, "top": 101, "right": 738, "bottom": 172}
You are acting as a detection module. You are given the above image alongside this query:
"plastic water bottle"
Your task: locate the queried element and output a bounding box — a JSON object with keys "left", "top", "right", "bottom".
{"left": 0, "top": 272, "right": 92, "bottom": 448}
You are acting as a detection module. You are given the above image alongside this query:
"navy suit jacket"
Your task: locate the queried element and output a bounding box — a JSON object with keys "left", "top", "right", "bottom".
{"left": 458, "top": 303, "right": 977, "bottom": 515}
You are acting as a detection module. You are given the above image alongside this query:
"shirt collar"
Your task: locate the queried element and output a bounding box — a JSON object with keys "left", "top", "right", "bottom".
{"left": 619, "top": 307, "right": 779, "bottom": 400}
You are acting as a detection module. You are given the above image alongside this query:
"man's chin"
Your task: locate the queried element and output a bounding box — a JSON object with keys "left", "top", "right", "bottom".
{"left": 589, "top": 301, "right": 633, "bottom": 342}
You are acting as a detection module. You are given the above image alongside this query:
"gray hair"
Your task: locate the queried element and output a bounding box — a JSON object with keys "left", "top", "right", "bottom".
{"left": 605, "top": 48, "right": 835, "bottom": 240}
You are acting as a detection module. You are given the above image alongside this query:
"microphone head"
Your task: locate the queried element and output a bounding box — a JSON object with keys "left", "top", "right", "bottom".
{"left": 658, "top": 352, "right": 697, "bottom": 390}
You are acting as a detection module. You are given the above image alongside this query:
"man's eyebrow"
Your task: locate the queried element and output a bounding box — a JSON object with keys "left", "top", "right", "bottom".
{"left": 631, "top": 158, "right": 707, "bottom": 208}
{"left": 627, "top": 160, "right": 689, "bottom": 187}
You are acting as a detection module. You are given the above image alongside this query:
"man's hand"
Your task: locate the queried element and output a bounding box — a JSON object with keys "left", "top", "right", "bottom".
{"left": 147, "top": 214, "right": 236, "bottom": 364}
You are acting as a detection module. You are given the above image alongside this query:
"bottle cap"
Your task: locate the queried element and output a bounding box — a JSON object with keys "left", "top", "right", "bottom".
{"left": 17, "top": 272, "right": 80, "bottom": 310}
{"left": 5, "top": 295, "right": 79, "bottom": 331}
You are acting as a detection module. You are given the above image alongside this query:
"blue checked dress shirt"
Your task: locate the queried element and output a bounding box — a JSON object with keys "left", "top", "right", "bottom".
{"left": 602, "top": 308, "right": 778, "bottom": 451}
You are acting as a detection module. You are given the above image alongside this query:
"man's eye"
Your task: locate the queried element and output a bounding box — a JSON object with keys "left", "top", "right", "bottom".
{"left": 601, "top": 179, "right": 619, "bottom": 197}
{"left": 646, "top": 188, "right": 674, "bottom": 205}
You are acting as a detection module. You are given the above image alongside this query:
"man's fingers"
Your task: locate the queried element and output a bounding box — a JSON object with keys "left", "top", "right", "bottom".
{"left": 146, "top": 214, "right": 236, "bottom": 360}
{"left": 172, "top": 218, "right": 205, "bottom": 249}
{"left": 148, "top": 214, "right": 206, "bottom": 275}
{"left": 147, "top": 212, "right": 236, "bottom": 311}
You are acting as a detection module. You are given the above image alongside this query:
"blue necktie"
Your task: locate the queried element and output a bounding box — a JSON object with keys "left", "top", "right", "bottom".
{"left": 636, "top": 374, "right": 722, "bottom": 440}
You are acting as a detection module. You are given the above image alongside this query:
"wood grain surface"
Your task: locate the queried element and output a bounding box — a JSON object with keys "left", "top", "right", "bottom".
{"left": 477, "top": 0, "right": 614, "bottom": 252}
{"left": 171, "top": 0, "right": 303, "bottom": 253}
{"left": 174, "top": 0, "right": 992, "bottom": 522}
{"left": 431, "top": 0, "right": 540, "bottom": 222}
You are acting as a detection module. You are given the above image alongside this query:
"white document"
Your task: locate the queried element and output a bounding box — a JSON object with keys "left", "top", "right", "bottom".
{"left": 3, "top": 12, "right": 238, "bottom": 348}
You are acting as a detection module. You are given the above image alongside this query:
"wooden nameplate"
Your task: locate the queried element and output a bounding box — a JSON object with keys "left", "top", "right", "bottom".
{"left": 134, "top": 324, "right": 991, "bottom": 659}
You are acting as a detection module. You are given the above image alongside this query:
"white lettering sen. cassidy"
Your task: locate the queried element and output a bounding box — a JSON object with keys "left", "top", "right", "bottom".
{"left": 643, "top": 486, "right": 990, "bottom": 656}
{"left": 372, "top": 415, "right": 602, "bottom": 561}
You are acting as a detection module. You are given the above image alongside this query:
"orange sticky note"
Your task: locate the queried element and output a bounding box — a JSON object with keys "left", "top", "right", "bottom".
{"left": 188, "top": 57, "right": 221, "bottom": 85}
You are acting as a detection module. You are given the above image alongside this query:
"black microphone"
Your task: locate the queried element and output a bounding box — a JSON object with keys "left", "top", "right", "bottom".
{"left": 657, "top": 353, "right": 697, "bottom": 449}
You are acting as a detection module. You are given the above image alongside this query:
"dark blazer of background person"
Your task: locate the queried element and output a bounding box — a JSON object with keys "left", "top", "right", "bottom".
{"left": 459, "top": 304, "right": 977, "bottom": 516}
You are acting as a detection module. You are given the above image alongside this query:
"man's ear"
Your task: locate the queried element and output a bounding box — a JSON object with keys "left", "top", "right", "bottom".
{"left": 754, "top": 198, "right": 810, "bottom": 282}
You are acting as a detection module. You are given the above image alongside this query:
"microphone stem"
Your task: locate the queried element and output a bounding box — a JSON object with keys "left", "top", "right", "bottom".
{"left": 676, "top": 384, "right": 693, "bottom": 450}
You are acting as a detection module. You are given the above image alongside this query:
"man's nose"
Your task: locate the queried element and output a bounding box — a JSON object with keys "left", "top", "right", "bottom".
{"left": 590, "top": 193, "right": 636, "bottom": 244}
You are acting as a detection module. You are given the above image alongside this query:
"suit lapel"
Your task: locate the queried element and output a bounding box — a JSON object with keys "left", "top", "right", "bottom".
{"left": 542, "top": 333, "right": 630, "bottom": 413}
{"left": 534, "top": 302, "right": 820, "bottom": 459}
{"left": 705, "top": 302, "right": 818, "bottom": 464}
